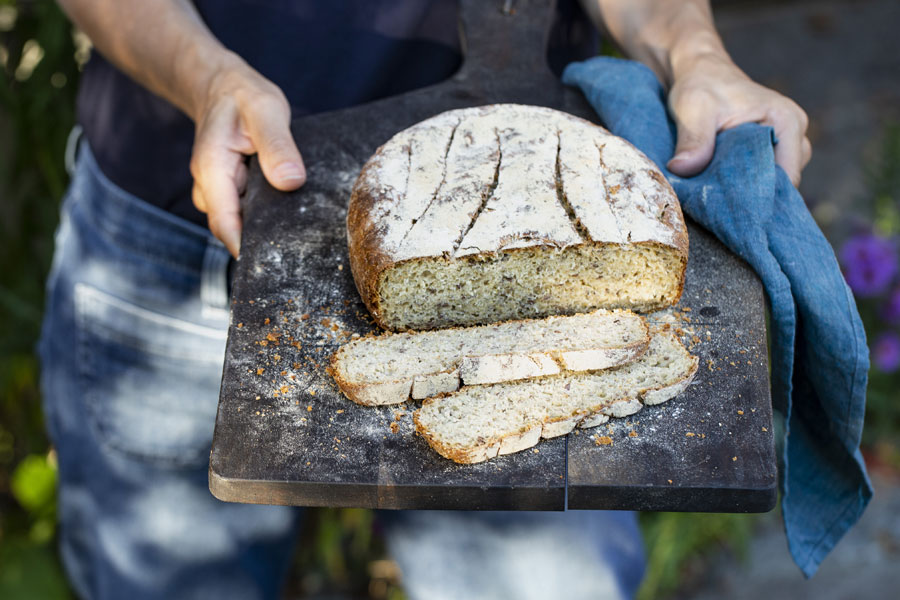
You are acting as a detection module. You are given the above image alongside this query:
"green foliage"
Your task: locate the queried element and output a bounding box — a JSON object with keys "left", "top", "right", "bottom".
{"left": 0, "top": 539, "right": 72, "bottom": 600}
{"left": 851, "top": 124, "right": 900, "bottom": 446}
{"left": 637, "top": 511, "right": 757, "bottom": 600}
{"left": 292, "top": 508, "right": 405, "bottom": 599}
{"left": 867, "top": 122, "right": 900, "bottom": 238}
{"left": 1, "top": 2, "right": 78, "bottom": 598}
{"left": 11, "top": 453, "right": 56, "bottom": 518}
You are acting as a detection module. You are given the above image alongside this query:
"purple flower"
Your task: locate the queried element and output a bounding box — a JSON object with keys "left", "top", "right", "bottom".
{"left": 840, "top": 233, "right": 898, "bottom": 297}
{"left": 873, "top": 332, "right": 900, "bottom": 373}
{"left": 883, "top": 287, "right": 900, "bottom": 323}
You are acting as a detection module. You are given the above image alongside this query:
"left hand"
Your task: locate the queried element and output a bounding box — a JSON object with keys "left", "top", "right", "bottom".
{"left": 665, "top": 52, "right": 812, "bottom": 186}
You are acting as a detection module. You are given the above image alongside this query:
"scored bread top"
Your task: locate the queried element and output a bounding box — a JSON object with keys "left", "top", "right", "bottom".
{"left": 347, "top": 104, "right": 688, "bottom": 328}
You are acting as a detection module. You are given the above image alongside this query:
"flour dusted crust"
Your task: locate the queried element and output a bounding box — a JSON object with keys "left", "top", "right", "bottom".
{"left": 348, "top": 103, "right": 688, "bottom": 331}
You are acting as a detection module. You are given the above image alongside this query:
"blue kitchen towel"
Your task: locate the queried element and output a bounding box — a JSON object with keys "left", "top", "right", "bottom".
{"left": 562, "top": 57, "right": 872, "bottom": 577}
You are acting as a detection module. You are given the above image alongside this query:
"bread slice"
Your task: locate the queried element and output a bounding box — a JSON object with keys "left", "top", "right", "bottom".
{"left": 413, "top": 331, "right": 699, "bottom": 464}
{"left": 332, "top": 310, "right": 649, "bottom": 406}
{"left": 348, "top": 104, "right": 688, "bottom": 331}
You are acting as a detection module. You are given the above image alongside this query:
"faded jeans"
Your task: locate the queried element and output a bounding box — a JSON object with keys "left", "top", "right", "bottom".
{"left": 38, "top": 140, "right": 646, "bottom": 600}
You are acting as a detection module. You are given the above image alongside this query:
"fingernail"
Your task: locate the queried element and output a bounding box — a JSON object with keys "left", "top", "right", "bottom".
{"left": 669, "top": 152, "right": 689, "bottom": 163}
{"left": 274, "top": 162, "right": 306, "bottom": 183}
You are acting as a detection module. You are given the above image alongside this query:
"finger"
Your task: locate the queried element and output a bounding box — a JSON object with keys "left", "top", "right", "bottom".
{"left": 766, "top": 110, "right": 805, "bottom": 187}
{"left": 203, "top": 171, "right": 242, "bottom": 258}
{"left": 243, "top": 96, "right": 306, "bottom": 191}
{"left": 235, "top": 160, "right": 249, "bottom": 196}
{"left": 667, "top": 103, "right": 719, "bottom": 177}
{"left": 801, "top": 136, "right": 812, "bottom": 169}
{"left": 192, "top": 183, "right": 208, "bottom": 214}
{"left": 208, "top": 202, "right": 242, "bottom": 258}
{"left": 193, "top": 151, "right": 244, "bottom": 257}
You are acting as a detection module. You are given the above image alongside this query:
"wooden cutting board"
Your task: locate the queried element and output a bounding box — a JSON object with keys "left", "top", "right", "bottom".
{"left": 209, "top": 0, "right": 777, "bottom": 512}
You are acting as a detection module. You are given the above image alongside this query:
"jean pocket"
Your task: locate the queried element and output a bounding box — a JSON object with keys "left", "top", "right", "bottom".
{"left": 74, "top": 283, "right": 227, "bottom": 468}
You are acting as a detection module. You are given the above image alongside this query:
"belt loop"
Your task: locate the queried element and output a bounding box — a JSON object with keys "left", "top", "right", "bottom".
{"left": 65, "top": 125, "right": 84, "bottom": 177}
{"left": 201, "top": 239, "right": 231, "bottom": 321}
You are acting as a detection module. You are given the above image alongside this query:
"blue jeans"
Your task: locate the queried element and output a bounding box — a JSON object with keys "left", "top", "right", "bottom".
{"left": 39, "top": 141, "right": 646, "bottom": 600}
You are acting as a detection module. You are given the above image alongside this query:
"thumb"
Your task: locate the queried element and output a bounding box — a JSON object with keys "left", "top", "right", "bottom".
{"left": 245, "top": 96, "right": 307, "bottom": 191}
{"left": 667, "top": 113, "right": 718, "bottom": 177}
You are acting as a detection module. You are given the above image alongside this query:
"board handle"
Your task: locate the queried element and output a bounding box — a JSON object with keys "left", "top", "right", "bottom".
{"left": 455, "top": 0, "right": 558, "bottom": 85}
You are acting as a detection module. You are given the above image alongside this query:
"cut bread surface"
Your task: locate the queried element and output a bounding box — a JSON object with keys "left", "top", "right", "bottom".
{"left": 413, "top": 331, "right": 699, "bottom": 464}
{"left": 332, "top": 310, "right": 649, "bottom": 406}
{"left": 348, "top": 104, "right": 688, "bottom": 331}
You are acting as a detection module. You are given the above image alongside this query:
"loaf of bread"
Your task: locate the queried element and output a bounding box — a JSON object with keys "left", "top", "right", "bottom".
{"left": 413, "top": 331, "right": 699, "bottom": 464}
{"left": 331, "top": 309, "right": 649, "bottom": 406}
{"left": 348, "top": 104, "right": 688, "bottom": 331}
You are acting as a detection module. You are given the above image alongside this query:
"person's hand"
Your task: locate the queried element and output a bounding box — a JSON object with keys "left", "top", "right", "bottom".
{"left": 665, "top": 52, "right": 812, "bottom": 186}
{"left": 189, "top": 56, "right": 306, "bottom": 257}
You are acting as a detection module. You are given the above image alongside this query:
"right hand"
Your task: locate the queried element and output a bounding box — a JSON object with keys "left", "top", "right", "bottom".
{"left": 189, "top": 55, "right": 306, "bottom": 257}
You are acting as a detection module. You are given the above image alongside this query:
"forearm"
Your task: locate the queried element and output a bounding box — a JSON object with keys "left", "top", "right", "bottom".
{"left": 579, "top": 0, "right": 729, "bottom": 88}
{"left": 58, "top": 0, "right": 241, "bottom": 120}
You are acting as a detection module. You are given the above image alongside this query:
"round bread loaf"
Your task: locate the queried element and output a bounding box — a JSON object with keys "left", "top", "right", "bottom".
{"left": 348, "top": 104, "right": 688, "bottom": 331}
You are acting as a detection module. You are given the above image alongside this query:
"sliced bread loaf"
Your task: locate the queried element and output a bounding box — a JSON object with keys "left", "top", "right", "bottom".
{"left": 413, "top": 331, "right": 699, "bottom": 464}
{"left": 348, "top": 104, "right": 688, "bottom": 331}
{"left": 332, "top": 310, "right": 649, "bottom": 406}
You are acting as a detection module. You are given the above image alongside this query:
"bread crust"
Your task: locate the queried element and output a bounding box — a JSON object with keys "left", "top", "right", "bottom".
{"left": 330, "top": 309, "right": 650, "bottom": 406}
{"left": 412, "top": 333, "right": 699, "bottom": 464}
{"left": 348, "top": 104, "right": 689, "bottom": 331}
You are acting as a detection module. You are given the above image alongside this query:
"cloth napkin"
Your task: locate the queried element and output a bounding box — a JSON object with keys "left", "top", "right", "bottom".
{"left": 562, "top": 57, "right": 872, "bottom": 577}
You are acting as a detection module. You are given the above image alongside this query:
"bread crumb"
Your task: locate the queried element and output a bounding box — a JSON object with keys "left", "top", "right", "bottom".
{"left": 336, "top": 409, "right": 344, "bottom": 414}
{"left": 338, "top": 264, "right": 344, "bottom": 271}
{"left": 264, "top": 318, "right": 270, "bottom": 325}
{"left": 667, "top": 479, "right": 673, "bottom": 484}
{"left": 685, "top": 432, "right": 695, "bottom": 438}
{"left": 595, "top": 436, "right": 613, "bottom": 446}
{"left": 237, "top": 323, "right": 243, "bottom": 328}
{"left": 301, "top": 313, "right": 310, "bottom": 320}
{"left": 532, "top": 449, "right": 539, "bottom": 454}
{"left": 256, "top": 368, "right": 264, "bottom": 375}
{"left": 628, "top": 430, "right": 638, "bottom": 438}
{"left": 390, "top": 422, "right": 400, "bottom": 434}
{"left": 309, "top": 390, "right": 316, "bottom": 396}
{"left": 307, "top": 405, "right": 313, "bottom": 412}
{"left": 737, "top": 409, "right": 744, "bottom": 415}
{"left": 732, "top": 456, "right": 738, "bottom": 461}
{"left": 762, "top": 427, "right": 768, "bottom": 432}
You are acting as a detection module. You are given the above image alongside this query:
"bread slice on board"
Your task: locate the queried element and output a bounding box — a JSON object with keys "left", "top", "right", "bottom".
{"left": 331, "top": 310, "right": 649, "bottom": 406}
{"left": 347, "top": 104, "right": 688, "bottom": 331}
{"left": 413, "top": 331, "right": 699, "bottom": 464}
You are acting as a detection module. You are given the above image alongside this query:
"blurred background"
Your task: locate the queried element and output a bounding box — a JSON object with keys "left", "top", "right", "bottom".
{"left": 1, "top": 0, "right": 898, "bottom": 598}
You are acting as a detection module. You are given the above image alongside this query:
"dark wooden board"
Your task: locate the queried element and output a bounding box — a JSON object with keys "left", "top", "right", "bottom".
{"left": 568, "top": 224, "right": 776, "bottom": 512}
{"left": 209, "top": 0, "right": 776, "bottom": 512}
